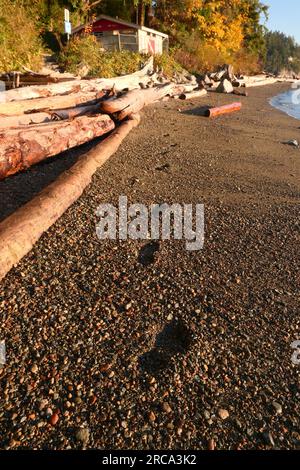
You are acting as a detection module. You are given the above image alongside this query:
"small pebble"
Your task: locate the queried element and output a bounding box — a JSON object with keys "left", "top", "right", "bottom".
{"left": 208, "top": 438, "right": 215, "bottom": 450}
{"left": 76, "top": 427, "right": 90, "bottom": 445}
{"left": 49, "top": 413, "right": 59, "bottom": 426}
{"left": 272, "top": 401, "right": 283, "bottom": 415}
{"left": 31, "top": 364, "right": 38, "bottom": 374}
{"left": 218, "top": 408, "right": 229, "bottom": 420}
{"left": 162, "top": 402, "right": 172, "bottom": 414}
{"left": 263, "top": 431, "right": 275, "bottom": 447}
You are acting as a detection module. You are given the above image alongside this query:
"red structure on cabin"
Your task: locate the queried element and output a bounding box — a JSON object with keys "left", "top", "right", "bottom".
{"left": 72, "top": 15, "right": 169, "bottom": 55}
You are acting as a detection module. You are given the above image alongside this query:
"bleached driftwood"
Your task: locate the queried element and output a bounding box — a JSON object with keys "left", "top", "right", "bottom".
{"left": 0, "top": 59, "right": 154, "bottom": 102}
{"left": 101, "top": 83, "right": 193, "bottom": 119}
{"left": 0, "top": 91, "right": 103, "bottom": 116}
{"left": 0, "top": 103, "right": 102, "bottom": 129}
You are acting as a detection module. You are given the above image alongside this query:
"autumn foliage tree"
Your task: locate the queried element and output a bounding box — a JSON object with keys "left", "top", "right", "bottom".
{"left": 153, "top": 1, "right": 267, "bottom": 54}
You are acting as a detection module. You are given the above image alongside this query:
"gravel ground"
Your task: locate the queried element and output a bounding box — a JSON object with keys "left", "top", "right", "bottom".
{"left": 0, "top": 83, "right": 299, "bottom": 450}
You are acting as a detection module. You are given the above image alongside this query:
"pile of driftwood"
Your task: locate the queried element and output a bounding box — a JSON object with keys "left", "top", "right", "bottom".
{"left": 0, "top": 59, "right": 208, "bottom": 280}
{"left": 200, "top": 64, "right": 281, "bottom": 96}
{"left": 0, "top": 59, "right": 203, "bottom": 180}
{"left": 0, "top": 58, "right": 286, "bottom": 280}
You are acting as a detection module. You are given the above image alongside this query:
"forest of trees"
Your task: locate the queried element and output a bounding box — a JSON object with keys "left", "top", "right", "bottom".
{"left": 0, "top": 1, "right": 300, "bottom": 75}
{"left": 21, "top": 0, "right": 268, "bottom": 54}
{"left": 265, "top": 31, "right": 300, "bottom": 75}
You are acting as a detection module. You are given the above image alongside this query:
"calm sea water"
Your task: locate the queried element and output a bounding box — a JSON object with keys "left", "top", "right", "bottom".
{"left": 270, "top": 89, "right": 300, "bottom": 120}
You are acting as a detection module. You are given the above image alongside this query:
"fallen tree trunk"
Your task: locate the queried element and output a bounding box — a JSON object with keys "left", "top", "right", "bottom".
{"left": 50, "top": 103, "right": 101, "bottom": 120}
{"left": 101, "top": 83, "right": 190, "bottom": 119}
{"left": 0, "top": 72, "right": 77, "bottom": 89}
{"left": 179, "top": 89, "right": 208, "bottom": 100}
{"left": 0, "top": 91, "right": 104, "bottom": 116}
{"left": 0, "top": 115, "right": 140, "bottom": 281}
{"left": 0, "top": 112, "right": 52, "bottom": 129}
{"left": 244, "top": 77, "right": 277, "bottom": 88}
{"left": 0, "top": 103, "right": 102, "bottom": 129}
{"left": 0, "top": 114, "right": 115, "bottom": 179}
{"left": 205, "top": 102, "right": 242, "bottom": 118}
{"left": 233, "top": 76, "right": 278, "bottom": 88}
{"left": 0, "top": 59, "right": 154, "bottom": 102}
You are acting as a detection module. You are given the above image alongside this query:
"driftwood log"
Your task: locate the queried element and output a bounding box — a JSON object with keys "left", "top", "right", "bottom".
{"left": 0, "top": 112, "right": 53, "bottom": 128}
{"left": 0, "top": 72, "right": 77, "bottom": 89}
{"left": 233, "top": 76, "right": 278, "bottom": 88}
{"left": 0, "top": 114, "right": 115, "bottom": 179}
{"left": 179, "top": 89, "right": 208, "bottom": 100}
{"left": 244, "top": 77, "right": 277, "bottom": 88}
{"left": 0, "top": 91, "right": 105, "bottom": 116}
{"left": 205, "top": 102, "right": 242, "bottom": 117}
{"left": 0, "top": 103, "right": 102, "bottom": 129}
{"left": 0, "top": 115, "right": 140, "bottom": 281}
{"left": 0, "top": 59, "right": 154, "bottom": 102}
{"left": 101, "top": 83, "right": 190, "bottom": 120}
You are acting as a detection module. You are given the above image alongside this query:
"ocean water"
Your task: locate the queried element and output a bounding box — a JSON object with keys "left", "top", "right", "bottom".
{"left": 270, "top": 89, "right": 300, "bottom": 120}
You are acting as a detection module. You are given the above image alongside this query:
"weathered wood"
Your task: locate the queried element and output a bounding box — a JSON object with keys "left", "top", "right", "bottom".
{"left": 205, "top": 102, "right": 242, "bottom": 118}
{"left": 0, "top": 115, "right": 140, "bottom": 281}
{"left": 179, "top": 89, "right": 208, "bottom": 100}
{"left": 101, "top": 84, "right": 189, "bottom": 119}
{"left": 0, "top": 114, "right": 115, "bottom": 179}
{"left": 0, "top": 91, "right": 104, "bottom": 116}
{"left": 50, "top": 103, "right": 101, "bottom": 120}
{"left": 244, "top": 77, "right": 277, "bottom": 88}
{"left": 233, "top": 76, "right": 278, "bottom": 88}
{"left": 0, "top": 102, "right": 102, "bottom": 129}
{"left": 0, "top": 59, "right": 154, "bottom": 102}
{"left": 0, "top": 112, "right": 52, "bottom": 129}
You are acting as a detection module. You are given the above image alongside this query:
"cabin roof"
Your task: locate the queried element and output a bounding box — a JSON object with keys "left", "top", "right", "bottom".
{"left": 72, "top": 14, "right": 169, "bottom": 38}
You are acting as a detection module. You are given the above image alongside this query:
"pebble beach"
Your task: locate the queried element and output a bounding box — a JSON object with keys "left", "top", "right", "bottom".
{"left": 0, "top": 83, "right": 299, "bottom": 450}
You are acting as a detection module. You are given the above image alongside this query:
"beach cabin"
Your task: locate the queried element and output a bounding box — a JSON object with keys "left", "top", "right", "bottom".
{"left": 72, "top": 15, "right": 169, "bottom": 55}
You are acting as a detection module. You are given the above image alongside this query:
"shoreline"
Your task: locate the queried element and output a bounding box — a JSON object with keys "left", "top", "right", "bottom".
{"left": 270, "top": 88, "right": 300, "bottom": 121}
{"left": 0, "top": 82, "right": 299, "bottom": 450}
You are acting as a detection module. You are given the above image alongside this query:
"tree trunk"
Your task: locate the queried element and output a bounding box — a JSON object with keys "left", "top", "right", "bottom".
{"left": 0, "top": 112, "right": 52, "bottom": 129}
{"left": 0, "top": 116, "right": 140, "bottom": 281}
{"left": 0, "top": 91, "right": 103, "bottom": 116}
{"left": 0, "top": 114, "right": 115, "bottom": 179}
{"left": 101, "top": 83, "right": 192, "bottom": 120}
{"left": 137, "top": 1, "right": 145, "bottom": 26}
{"left": 178, "top": 89, "right": 208, "bottom": 100}
{"left": 205, "top": 102, "right": 242, "bottom": 118}
{"left": 0, "top": 103, "right": 102, "bottom": 129}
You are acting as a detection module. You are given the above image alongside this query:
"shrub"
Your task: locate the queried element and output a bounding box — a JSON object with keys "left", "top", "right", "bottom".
{"left": 153, "top": 52, "right": 184, "bottom": 77}
{"left": 172, "top": 32, "right": 261, "bottom": 76}
{"left": 232, "top": 49, "right": 262, "bottom": 76}
{"left": 0, "top": 0, "right": 44, "bottom": 73}
{"left": 58, "top": 34, "right": 149, "bottom": 78}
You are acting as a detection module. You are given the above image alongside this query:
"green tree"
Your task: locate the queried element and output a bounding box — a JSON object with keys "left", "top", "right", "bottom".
{"left": 265, "top": 31, "right": 300, "bottom": 75}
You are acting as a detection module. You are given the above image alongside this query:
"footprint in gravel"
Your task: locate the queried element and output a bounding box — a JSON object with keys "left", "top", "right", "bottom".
{"left": 156, "top": 319, "right": 193, "bottom": 353}
{"left": 138, "top": 241, "right": 160, "bottom": 266}
{"left": 139, "top": 319, "right": 194, "bottom": 375}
